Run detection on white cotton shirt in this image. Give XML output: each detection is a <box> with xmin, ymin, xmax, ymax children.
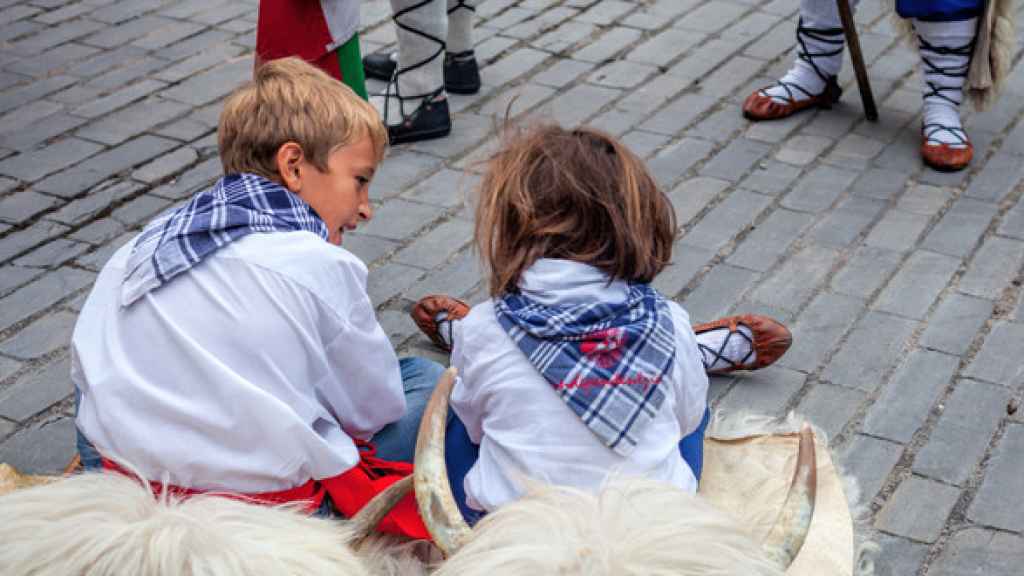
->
<box><xmin>450</xmin><ymin>259</ymin><xmax>709</xmax><ymax>512</ymax></box>
<box><xmin>72</xmin><ymin>231</ymin><xmax>404</xmax><ymax>493</ymax></box>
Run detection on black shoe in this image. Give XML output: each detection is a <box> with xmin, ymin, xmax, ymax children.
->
<box><xmin>363</xmin><ymin>50</ymin><xmax>481</xmax><ymax>95</ymax></box>
<box><xmin>386</xmin><ymin>91</ymin><xmax>452</xmax><ymax>145</ymax></box>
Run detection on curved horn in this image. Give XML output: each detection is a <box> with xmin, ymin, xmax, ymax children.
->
<box><xmin>761</xmin><ymin>423</ymin><xmax>817</xmax><ymax>570</ymax></box>
<box><xmin>413</xmin><ymin>367</ymin><xmax>472</xmax><ymax>557</ymax></box>
<box><xmin>350</xmin><ymin>475</ymin><xmax>414</xmax><ymax>542</ymax></box>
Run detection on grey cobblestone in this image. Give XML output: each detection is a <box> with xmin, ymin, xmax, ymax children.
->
<box><xmin>957</xmin><ymin>236</ymin><xmax>1024</xmax><ymax>300</ymax></box>
<box><xmin>823</xmin><ymin>311</ymin><xmax>919</xmax><ymax>391</ymax></box>
<box><xmin>69</xmin><ymin>218</ymin><xmax>128</xmax><ymax>246</ymax></box>
<box><xmin>0</xmin><ymin>416</ymin><xmax>76</xmax><ymax>474</ymax></box>
<box><xmin>781</xmin><ymin>164</ymin><xmax>858</xmax><ymax>213</ymax></box>
<box><xmin>839</xmin><ymin>434</ymin><xmax>904</xmax><ymax>501</ymax></box>
<box><xmin>13</xmin><ymin>237</ymin><xmax>91</xmax><ymax>269</ymax></box>
<box><xmin>0</xmin><ymin>355</ymin><xmax>21</xmax><ymax>383</ymax></box>
<box><xmin>681</xmin><ymin>189</ymin><xmax>772</xmax><ymax>251</ymax></box>
<box><xmin>862</xmin><ymin>349</ymin><xmax>959</xmax><ymax>443</ymax></box>
<box><xmin>778</xmin><ymin>292</ymin><xmax>863</xmax><ymax>372</ymax></box>
<box><xmin>393</xmin><ymin>218</ymin><xmax>473</xmax><ymax>270</ymax></box>
<box><xmin>666</xmin><ymin>176</ymin><xmax>729</xmax><ymax>226</ymax></box>
<box><xmin>795</xmin><ymin>382</ymin><xmax>864</xmax><ymax>440</ymax></box>
<box><xmin>717</xmin><ymin>365</ymin><xmax>804</xmax><ymax>416</ymax></box>
<box><xmin>874</xmin><ymin>250</ymin><xmax>960</xmax><ymax>319</ymax></box>
<box><xmin>913</xmin><ymin>378</ymin><xmax>1011</xmax><ymax>485</ymax></box>
<box><xmin>964</xmin><ymin>321</ymin><xmax>1024</xmax><ymax>387</ymax></box>
<box><xmin>808</xmin><ymin>195</ymin><xmax>885</xmax><ymax>247</ymax></box>
<box><xmin>37</xmin><ymin>135</ymin><xmax>179</xmax><ymax>198</ymax></box>
<box><xmin>0</xmin><ymin>189</ymin><xmax>59</xmax><ymax>224</ymax></box>
<box><xmin>653</xmin><ymin>243</ymin><xmax>714</xmax><ymax>299</ymax></box>
<box><xmin>863</xmin><ymin>209</ymin><xmax>931</xmax><ymax>253</ymax></box>
<box><xmin>968</xmin><ymin>423</ymin><xmax>1024</xmax><ymax>532</ymax></box>
<box><xmin>0</xmin><ymin>264</ymin><xmax>43</xmax><ymax>298</ymax></box>
<box><xmin>930</xmin><ymin>528</ymin><xmax>1024</xmax><ymax>576</ymax></box>
<box><xmin>0</xmin><ymin>219</ymin><xmax>69</xmax><ymax>263</ymax></box>
<box><xmin>739</xmin><ymin>160</ymin><xmax>801</xmax><ymax>196</ymax></box>
<box><xmin>774</xmin><ymin>134</ymin><xmax>832</xmax><ymax>166</ymax></box>
<box><xmin>0</xmin><ymin>267</ymin><xmax>93</xmax><ymax>333</ymax></box>
<box><xmin>922</xmin><ymin>197</ymin><xmax>999</xmax><ymax>258</ymax></box>
<box><xmin>75</xmin><ymin>97</ymin><xmax>190</xmax><ymax>146</ymax></box>
<box><xmin>699</xmin><ymin>137</ymin><xmax>771</xmax><ymax>182</ymax></box>
<box><xmin>0</xmin><ymin>309</ymin><xmax>75</xmax><ymax>359</ymax></box>
<box><xmin>748</xmin><ymin>244</ymin><xmax>841</xmax><ymax>314</ymax></box>
<box><xmin>0</xmin><ymin>355</ymin><xmax>71</xmax><ymax>421</ymax></box>
<box><xmin>920</xmin><ymin>294</ymin><xmax>993</xmax><ymax>358</ymax></box>
<box><xmin>875</xmin><ymin>475</ymin><xmax>959</xmax><ymax>543</ymax></box>
<box><xmin>681</xmin><ymin>264</ymin><xmax>759</xmax><ymax>320</ymax></box>
<box><xmin>647</xmin><ymin>139</ymin><xmax>715</xmax><ymax>188</ymax></box>
<box><xmin>727</xmin><ymin>208</ymin><xmax>814</xmax><ymax>272</ymax></box>
<box><xmin>0</xmin><ymin>136</ymin><xmax>102</xmax><ymax>182</ymax></box>
<box><xmin>405</xmin><ymin>249</ymin><xmax>484</xmax><ymax>303</ymax></box>
<box><xmin>871</xmin><ymin>535</ymin><xmax>929</xmax><ymax>576</ymax></box>
<box><xmin>849</xmin><ymin>167</ymin><xmax>910</xmax><ymax>201</ymax></box>
<box><xmin>965</xmin><ymin>150</ymin><xmax>1024</xmax><ymax>204</ymax></box>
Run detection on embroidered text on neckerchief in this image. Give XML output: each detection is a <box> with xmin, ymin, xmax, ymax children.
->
<box><xmin>121</xmin><ymin>173</ymin><xmax>327</xmax><ymax>306</ymax></box>
<box><xmin>494</xmin><ymin>284</ymin><xmax>677</xmax><ymax>456</ymax></box>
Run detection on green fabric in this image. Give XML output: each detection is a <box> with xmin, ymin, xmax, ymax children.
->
<box><xmin>337</xmin><ymin>33</ymin><xmax>368</xmax><ymax>100</ymax></box>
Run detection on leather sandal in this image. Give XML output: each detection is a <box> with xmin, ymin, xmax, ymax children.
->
<box><xmin>921</xmin><ymin>124</ymin><xmax>973</xmax><ymax>172</ymax></box>
<box><xmin>742</xmin><ymin>75</ymin><xmax>842</xmax><ymax>121</ymax></box>
<box><xmin>692</xmin><ymin>314</ymin><xmax>793</xmax><ymax>375</ymax></box>
<box><xmin>411</xmin><ymin>294</ymin><xmax>470</xmax><ymax>351</ymax></box>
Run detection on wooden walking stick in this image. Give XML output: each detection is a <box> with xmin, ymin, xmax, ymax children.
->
<box><xmin>836</xmin><ymin>0</ymin><xmax>879</xmax><ymax>121</ymax></box>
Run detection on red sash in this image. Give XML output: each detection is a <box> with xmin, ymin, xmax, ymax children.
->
<box><xmin>101</xmin><ymin>442</ymin><xmax>430</xmax><ymax>540</ymax></box>
<box><xmin>255</xmin><ymin>0</ymin><xmax>343</xmax><ymax>81</ymax></box>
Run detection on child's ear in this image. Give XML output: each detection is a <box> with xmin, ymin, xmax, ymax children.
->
<box><xmin>275</xmin><ymin>142</ymin><xmax>304</xmax><ymax>192</ymax></box>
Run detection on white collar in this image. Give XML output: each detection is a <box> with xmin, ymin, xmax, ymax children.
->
<box><xmin>517</xmin><ymin>259</ymin><xmax>629</xmax><ymax>306</ymax></box>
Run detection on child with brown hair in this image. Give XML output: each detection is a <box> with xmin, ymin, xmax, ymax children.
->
<box><xmin>413</xmin><ymin>124</ymin><xmax>793</xmax><ymax>522</ymax></box>
<box><xmin>72</xmin><ymin>58</ymin><xmax>436</xmax><ymax>539</ymax></box>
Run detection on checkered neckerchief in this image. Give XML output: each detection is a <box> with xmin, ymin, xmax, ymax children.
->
<box><xmin>121</xmin><ymin>173</ymin><xmax>328</xmax><ymax>306</ymax></box>
<box><xmin>494</xmin><ymin>283</ymin><xmax>677</xmax><ymax>456</ymax></box>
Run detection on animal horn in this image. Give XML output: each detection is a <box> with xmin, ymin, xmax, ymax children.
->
<box><xmin>413</xmin><ymin>367</ymin><xmax>472</xmax><ymax>557</ymax></box>
<box><xmin>760</xmin><ymin>423</ymin><xmax>817</xmax><ymax>570</ymax></box>
<box><xmin>350</xmin><ymin>475</ymin><xmax>414</xmax><ymax>542</ymax></box>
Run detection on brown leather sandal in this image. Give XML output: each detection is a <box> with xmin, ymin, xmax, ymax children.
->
<box><xmin>411</xmin><ymin>295</ymin><xmax>470</xmax><ymax>352</ymax></box>
<box><xmin>693</xmin><ymin>314</ymin><xmax>793</xmax><ymax>375</ymax></box>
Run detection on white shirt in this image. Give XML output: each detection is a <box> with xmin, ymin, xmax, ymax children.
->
<box><xmin>72</xmin><ymin>231</ymin><xmax>405</xmax><ymax>493</ymax></box>
<box><xmin>450</xmin><ymin>259</ymin><xmax>709</xmax><ymax>512</ymax></box>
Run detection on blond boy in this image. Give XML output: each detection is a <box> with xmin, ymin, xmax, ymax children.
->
<box><xmin>72</xmin><ymin>58</ymin><xmax>435</xmax><ymax>539</ymax></box>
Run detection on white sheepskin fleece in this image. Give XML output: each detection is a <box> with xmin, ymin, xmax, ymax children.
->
<box><xmin>0</xmin><ymin>471</ymin><xmax>370</xmax><ymax>576</ymax></box>
<box><xmin>433</xmin><ymin>477</ymin><xmax>785</xmax><ymax>576</ymax></box>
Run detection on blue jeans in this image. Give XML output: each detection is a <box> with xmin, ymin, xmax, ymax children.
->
<box><xmin>444</xmin><ymin>406</ymin><xmax>712</xmax><ymax>524</ymax></box>
<box><xmin>75</xmin><ymin>356</ymin><xmax>447</xmax><ymax>472</ymax></box>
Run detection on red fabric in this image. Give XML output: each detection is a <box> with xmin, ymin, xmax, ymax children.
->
<box><xmin>100</xmin><ymin>441</ymin><xmax>429</xmax><ymax>540</ymax></box>
<box><xmin>256</xmin><ymin>0</ymin><xmax>342</xmax><ymax>81</ymax></box>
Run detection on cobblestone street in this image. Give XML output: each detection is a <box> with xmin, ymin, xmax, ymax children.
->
<box><xmin>1</xmin><ymin>0</ymin><xmax>1023</xmax><ymax>572</ymax></box>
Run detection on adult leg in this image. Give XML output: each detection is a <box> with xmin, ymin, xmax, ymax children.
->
<box><xmin>742</xmin><ymin>0</ymin><xmax>858</xmax><ymax>120</ymax></box>
<box><xmin>372</xmin><ymin>356</ymin><xmax>447</xmax><ymax>463</ymax></box>
<box><xmin>371</xmin><ymin>0</ymin><xmax>451</xmax><ymax>144</ymax></box>
<box><xmin>444</xmin><ymin>0</ymin><xmax>481</xmax><ymax>94</ymax></box>
<box><xmin>445</xmin><ymin>414</ymin><xmax>485</xmax><ymax>524</ymax></box>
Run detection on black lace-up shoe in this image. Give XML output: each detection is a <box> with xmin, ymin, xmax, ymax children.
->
<box><xmin>363</xmin><ymin>50</ymin><xmax>481</xmax><ymax>95</ymax></box>
<box><xmin>387</xmin><ymin>90</ymin><xmax>452</xmax><ymax>145</ymax></box>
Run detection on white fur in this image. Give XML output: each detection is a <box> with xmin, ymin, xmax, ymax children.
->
<box><xmin>0</xmin><ymin>471</ymin><xmax>370</xmax><ymax>576</ymax></box>
<box><xmin>435</xmin><ymin>478</ymin><xmax>785</xmax><ymax>576</ymax></box>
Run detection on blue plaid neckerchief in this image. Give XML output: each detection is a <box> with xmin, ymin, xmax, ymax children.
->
<box><xmin>120</xmin><ymin>173</ymin><xmax>328</xmax><ymax>307</ymax></box>
<box><xmin>494</xmin><ymin>283</ymin><xmax>677</xmax><ymax>456</ymax></box>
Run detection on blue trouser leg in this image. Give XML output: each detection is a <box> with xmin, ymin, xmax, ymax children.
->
<box><xmin>678</xmin><ymin>407</ymin><xmax>711</xmax><ymax>483</ymax></box>
<box><xmin>372</xmin><ymin>356</ymin><xmax>447</xmax><ymax>463</ymax></box>
<box><xmin>74</xmin><ymin>387</ymin><xmax>103</xmax><ymax>471</ymax></box>
<box><xmin>444</xmin><ymin>414</ymin><xmax>484</xmax><ymax>525</ymax></box>
<box><xmin>896</xmin><ymin>0</ymin><xmax>984</xmax><ymax>21</ymax></box>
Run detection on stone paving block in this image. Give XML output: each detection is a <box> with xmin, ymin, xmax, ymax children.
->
<box><xmin>862</xmin><ymin>349</ymin><xmax>959</xmax><ymax>443</ymax></box>
<box><xmin>159</xmin><ymin>58</ymin><xmax>250</xmax><ymax>107</ymax></box>
<box><xmin>823</xmin><ymin>311</ymin><xmax>918</xmax><ymax>391</ymax></box>
<box><xmin>808</xmin><ymin>195</ymin><xmax>885</xmax><ymax>247</ymax></box>
<box><xmin>0</xmin><ymin>98</ymin><xmax>61</xmax><ymax>134</ymax></box>
<box><xmin>75</xmin><ymin>97</ymin><xmax>190</xmax><ymax>146</ymax></box>
<box><xmin>530</xmin><ymin>19</ymin><xmax>595</xmax><ymax>53</ymax></box>
<box><xmin>749</xmin><ymin>244</ymin><xmax>841</xmax><ymax>313</ymax></box>
<box><xmin>874</xmin><ymin>250</ymin><xmax>960</xmax><ymax>319</ymax></box>
<box><xmin>666</xmin><ymin>176</ymin><xmax>729</xmax><ymax>227</ymax></box>
<box><xmin>699</xmin><ymin>138</ymin><xmax>771</xmax><ymax>182</ymax></box>
<box><xmin>739</xmin><ymin>160</ymin><xmax>801</xmax><ymax>196</ymax></box>
<box><xmin>728</xmin><ymin>209</ymin><xmax>815</xmax><ymax>272</ymax></box>
<box><xmin>537</xmin><ymin>83</ymin><xmax>620</xmax><ymax>128</ymax></box>
<box><xmin>824</xmin><ymin>132</ymin><xmax>887</xmax><ymax>168</ymax></box>
<box><xmin>774</xmin><ymin>134</ymin><xmax>833</xmax><ymax>166</ymax></box>
<box><xmin>958</xmin><ymin>236</ymin><xmax>1024</xmax><ymax>300</ymax></box>
<box><xmin>37</xmin><ymin>135</ymin><xmax>179</xmax><ymax>198</ymax></box>
<box><xmin>358</xmin><ymin>199</ymin><xmax>445</xmax><ymax>241</ymax></box>
<box><xmin>675</xmin><ymin>0</ymin><xmax>748</xmax><ymax>33</ymax></box>
<box><xmin>648</xmin><ymin>139</ymin><xmax>715</xmax><ymax>189</ymax></box>
<box><xmin>896</xmin><ymin>183</ymin><xmax>952</xmax><ymax>216</ymax></box>
<box><xmin>689</xmin><ymin>104</ymin><xmax>747</xmax><ymax>144</ymax></box>
<box><xmin>405</xmin><ymin>249</ymin><xmax>484</xmax><ymax>303</ymax></box>
<box><xmin>8</xmin><ymin>17</ymin><xmax>104</xmax><ymax>53</ymax></box>
<box><xmin>588</xmin><ymin>60</ymin><xmax>659</xmax><ymax>89</ymax></box>
<box><xmin>531</xmin><ymin>58</ymin><xmax>594</xmax><ymax>89</ymax></box>
<box><xmin>698</xmin><ymin>56</ymin><xmax>765</xmax><ymax>101</ymax></box>
<box><xmin>81</xmin><ymin>15</ymin><xmax>174</xmax><ymax>49</ymax></box>
<box><xmin>45</xmin><ymin>180</ymin><xmax>140</xmax><ymax>226</ymax></box>
<box><xmin>400</xmin><ymin>168</ymin><xmax>479</xmax><ymax>209</ymax></box>
<box><xmin>964</xmin><ymin>321</ymin><xmax>1024</xmax><ymax>387</ymax></box>
<box><xmin>132</xmin><ymin>20</ymin><xmax>205</xmax><ymax>50</ymax></box>
<box><xmin>0</xmin><ymin>219</ymin><xmax>68</xmax><ymax>264</ymax></box>
<box><xmin>849</xmin><ymin>167</ymin><xmax>910</xmax><ymax>201</ymax></box>
<box><xmin>922</xmin><ymin>197</ymin><xmax>999</xmax><ymax>258</ymax></box>
<box><xmin>652</xmin><ymin>242</ymin><xmax>714</xmax><ymax>299</ymax></box>
<box><xmin>930</xmin><ymin>528</ymin><xmax>1024</xmax><ymax>576</ymax></box>
<box><xmin>479</xmin><ymin>83</ymin><xmax>556</xmax><ymax>118</ymax></box>
<box><xmin>618</xmin><ymin>130</ymin><xmax>669</xmax><ymax>160</ymax></box>
<box><xmin>154</xmin><ymin>41</ymin><xmax>245</xmax><ymax>83</ymax></box>
<box><xmin>5</xmin><ymin>42</ymin><xmax>102</xmax><ymax>78</ymax></box>
<box><xmin>191</xmin><ymin>2</ymin><xmax>250</xmax><ymax>25</ymax></box>
<box><xmin>110</xmin><ymin>194</ymin><xmax>172</xmax><ymax>225</ymax></box>
<box><xmin>862</xmin><ymin>209</ymin><xmax>930</xmax><ymax>253</ymax></box>
<box><xmin>965</xmin><ymin>151</ymin><xmax>1023</xmax><ymax>203</ymax></box>
<box><xmin>0</xmin><ymin>309</ymin><xmax>76</xmax><ymax>360</ymax></box>
<box><xmin>132</xmin><ymin>146</ymin><xmax>198</xmax><ymax>184</ymax></box>
<box><xmin>920</xmin><ymin>293</ymin><xmax>993</xmax><ymax>355</ymax></box>
<box><xmin>744</xmin><ymin>111</ymin><xmax>804</xmax><ymax>144</ymax></box>
<box><xmin>90</xmin><ymin>0</ymin><xmax>163</xmax><ymax>24</ymax></box>
<box><xmin>717</xmin><ymin>365</ymin><xmax>805</xmax><ymax>417</ymax></box>
<box><xmin>780</xmin><ymin>164</ymin><xmax>858</xmax><ymax>213</ymax></box>
<box><xmin>576</xmin><ymin>0</ymin><xmax>632</xmax><ymax>25</ymax></box>
<box><xmin>875</xmin><ymin>475</ymin><xmax>959</xmax><ymax>543</ymax></box>
<box><xmin>626</xmin><ymin>26</ymin><xmax>704</xmax><ymax>67</ymax></box>
<box><xmin>778</xmin><ymin>292</ymin><xmax>863</xmax><ymax>372</ymax></box>
<box><xmin>70</xmin><ymin>78</ymin><xmax>166</xmax><ymax>119</ymax></box>
<box><xmin>613</xmin><ymin>73</ymin><xmax>687</xmax><ymax>116</ymax></box>
<box><xmin>681</xmin><ymin>189</ymin><xmax>773</xmax><ymax>251</ymax></box>
<box><xmin>913</xmin><ymin>378</ymin><xmax>1011</xmax><ymax>485</ymax></box>
<box><xmin>393</xmin><ymin>218</ymin><xmax>473</xmax><ymax>270</ymax></box>
<box><xmin>0</xmin><ymin>267</ymin><xmax>93</xmax><ymax>333</ymax></box>
<box><xmin>796</xmin><ymin>382</ymin><xmax>864</xmax><ymax>440</ymax></box>
<box><xmin>999</xmin><ymin>196</ymin><xmax>1024</xmax><ymax>240</ymax></box>
<box><xmin>70</xmin><ymin>217</ymin><xmax>129</xmax><ymax>246</ymax></box>
<box><xmin>0</xmin><ymin>111</ymin><xmax>87</xmax><ymax>150</ymax></box>
<box><xmin>680</xmin><ymin>264</ymin><xmax>760</xmax><ymax>321</ymax></box>
<box><xmin>0</xmin><ymin>264</ymin><xmax>43</xmax><ymax>298</ymax></box>
<box><xmin>76</xmin><ymin>229</ymin><xmax>134</xmax><ymax>271</ymax></box>
<box><xmin>0</xmin><ymin>136</ymin><xmax>102</xmax><ymax>182</ymax></box>
<box><xmin>0</xmin><ymin>416</ymin><xmax>76</xmax><ymax>475</ymax></box>
<box><xmin>14</xmin><ymin>238</ymin><xmax>91</xmax><ymax>269</ymax></box>
<box><xmin>0</xmin><ymin>354</ymin><xmax>72</xmax><ymax>421</ymax></box>
<box><xmin>480</xmin><ymin>47</ymin><xmax>548</xmax><ymax>85</ymax></box>
<box><xmin>367</xmin><ymin>262</ymin><xmax>424</xmax><ymax>307</ymax></box>
<box><xmin>377</xmin><ymin>309</ymin><xmax>419</xmax><ymax>349</ymax></box>
<box><xmin>870</xmin><ymin>535</ymin><xmax>929</xmax><ymax>576</ymax></box>
<box><xmin>0</xmin><ymin>189</ymin><xmax>60</xmax><ymax>224</ymax></box>
<box><xmin>839</xmin><ymin>434</ymin><xmax>903</xmax><ymax>502</ymax></box>
<box><xmin>721</xmin><ymin>10</ymin><xmax>781</xmax><ymax>40</ymax></box>
<box><xmin>149</xmin><ymin>157</ymin><xmax>223</xmax><ymax>200</ymax></box>
<box><xmin>0</xmin><ymin>75</ymin><xmax>76</xmax><ymax>115</ymax></box>
<box><xmin>968</xmin><ymin>423</ymin><xmax>1024</xmax><ymax>532</ymax></box>
<box><xmin>639</xmin><ymin>93</ymin><xmax>718</xmax><ymax>136</ymax></box>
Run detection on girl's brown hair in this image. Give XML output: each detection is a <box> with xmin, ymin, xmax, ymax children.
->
<box><xmin>475</xmin><ymin>124</ymin><xmax>677</xmax><ymax>296</ymax></box>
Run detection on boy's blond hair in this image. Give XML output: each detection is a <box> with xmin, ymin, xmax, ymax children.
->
<box><xmin>218</xmin><ymin>57</ymin><xmax>387</xmax><ymax>181</ymax></box>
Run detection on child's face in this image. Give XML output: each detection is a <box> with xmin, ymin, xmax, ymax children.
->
<box><xmin>289</xmin><ymin>137</ymin><xmax>378</xmax><ymax>246</ymax></box>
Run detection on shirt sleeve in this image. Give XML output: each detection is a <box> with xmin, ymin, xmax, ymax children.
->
<box><xmin>316</xmin><ymin>282</ymin><xmax>405</xmax><ymax>442</ymax></box>
<box><xmin>449</xmin><ymin>319</ymin><xmax>484</xmax><ymax>444</ymax></box>
<box><xmin>668</xmin><ymin>302</ymin><xmax>710</xmax><ymax>438</ymax></box>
